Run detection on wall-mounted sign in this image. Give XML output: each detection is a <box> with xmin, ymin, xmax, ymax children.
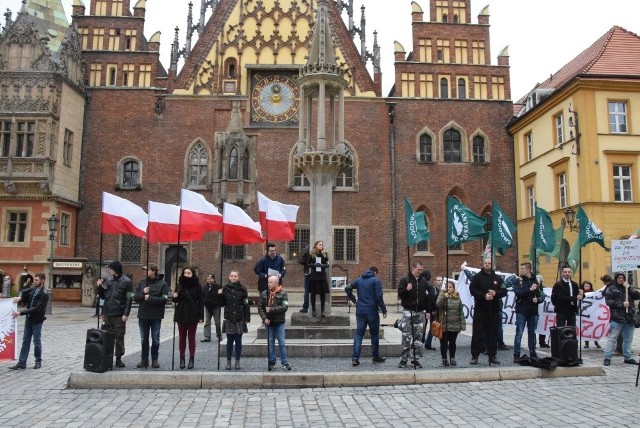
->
<box><xmin>53</xmin><ymin>261</ymin><xmax>83</xmax><ymax>269</ymax></box>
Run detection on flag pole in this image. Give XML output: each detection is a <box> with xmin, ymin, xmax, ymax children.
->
<box><xmin>97</xmin><ymin>224</ymin><xmax>105</xmax><ymax>330</ymax></box>
<box><xmin>218</xmin><ymin>205</ymin><xmax>226</xmax><ymax>371</ymax></box>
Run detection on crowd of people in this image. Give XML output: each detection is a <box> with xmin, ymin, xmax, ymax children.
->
<box><xmin>7</xmin><ymin>247</ymin><xmax>640</xmax><ymax>372</ymax></box>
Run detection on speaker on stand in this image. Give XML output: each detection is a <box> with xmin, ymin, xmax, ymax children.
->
<box><xmin>84</xmin><ymin>328</ymin><xmax>115</xmax><ymax>373</ymax></box>
<box><xmin>550</xmin><ymin>326</ymin><xmax>579</xmax><ymax>366</ymax></box>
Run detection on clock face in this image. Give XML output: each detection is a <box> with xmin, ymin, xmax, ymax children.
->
<box><xmin>251</xmin><ymin>74</ymin><xmax>300</xmax><ymax>124</ymax></box>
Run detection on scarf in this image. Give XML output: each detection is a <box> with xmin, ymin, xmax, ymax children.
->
<box><xmin>268</xmin><ymin>285</ymin><xmax>282</xmax><ymax>306</ymax></box>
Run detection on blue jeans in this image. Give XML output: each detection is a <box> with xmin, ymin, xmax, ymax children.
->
<box><xmin>604</xmin><ymin>321</ymin><xmax>635</xmax><ymax>360</ymax></box>
<box><xmin>352</xmin><ymin>311</ymin><xmax>381</xmax><ymax>360</ymax></box>
<box><xmin>514</xmin><ymin>312</ymin><xmax>538</xmax><ymax>357</ymax></box>
<box><xmin>138</xmin><ymin>318</ymin><xmax>161</xmax><ymax>361</ymax></box>
<box><xmin>302</xmin><ymin>275</ymin><xmax>310</xmax><ymax>310</ymax></box>
<box><xmin>18</xmin><ymin>320</ymin><xmax>43</xmax><ymax>365</ymax></box>
<box><xmin>266</xmin><ymin>323</ymin><xmax>289</xmax><ymax>365</ymax></box>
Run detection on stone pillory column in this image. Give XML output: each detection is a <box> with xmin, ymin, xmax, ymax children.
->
<box><xmin>293</xmin><ymin>0</ymin><xmax>349</xmax><ymax>315</ymax></box>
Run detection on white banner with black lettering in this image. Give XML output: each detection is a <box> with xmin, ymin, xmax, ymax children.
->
<box><xmin>0</xmin><ymin>298</ymin><xmax>18</xmax><ymax>360</ymax></box>
<box><xmin>456</xmin><ymin>269</ymin><xmax>610</xmax><ymax>340</ymax></box>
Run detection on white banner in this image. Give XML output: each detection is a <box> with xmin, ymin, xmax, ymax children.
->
<box><xmin>0</xmin><ymin>298</ymin><xmax>18</xmax><ymax>360</ymax></box>
<box><xmin>456</xmin><ymin>269</ymin><xmax>610</xmax><ymax>340</ymax></box>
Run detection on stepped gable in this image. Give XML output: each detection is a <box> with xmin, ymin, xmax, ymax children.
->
<box><xmin>520</xmin><ymin>26</ymin><xmax>640</xmax><ymax>103</ymax></box>
<box><xmin>171</xmin><ymin>0</ymin><xmax>375</xmax><ymax>95</ymax></box>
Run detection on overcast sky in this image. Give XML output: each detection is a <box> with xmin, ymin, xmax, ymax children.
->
<box><xmin>6</xmin><ymin>0</ymin><xmax>640</xmax><ymax>99</ymax></box>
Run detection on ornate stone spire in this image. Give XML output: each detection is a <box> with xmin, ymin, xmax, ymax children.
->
<box><xmin>302</xmin><ymin>0</ymin><xmax>342</xmax><ymax>77</ymax></box>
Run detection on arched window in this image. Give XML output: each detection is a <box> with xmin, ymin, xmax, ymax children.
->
<box><xmin>229</xmin><ymin>147</ymin><xmax>238</xmax><ymax>179</ymax></box>
<box><xmin>122</xmin><ymin>160</ymin><xmax>139</xmax><ymax>188</ymax></box>
<box><xmin>473</xmin><ymin>135</ymin><xmax>486</xmax><ymax>163</ymax></box>
<box><xmin>419</xmin><ymin>134</ymin><xmax>433</xmax><ymax>162</ymax></box>
<box><xmin>188</xmin><ymin>142</ymin><xmax>208</xmax><ymax>186</ymax></box>
<box><xmin>440</xmin><ymin>78</ymin><xmax>449</xmax><ymax>99</ymax></box>
<box><xmin>442</xmin><ymin>13</ymin><xmax>448</xmax><ymax>23</ymax></box>
<box><xmin>453</xmin><ymin>14</ymin><xmax>459</xmax><ymax>23</ymax></box>
<box><xmin>335</xmin><ymin>147</ymin><xmax>355</xmax><ymax>188</ymax></box>
<box><xmin>294</xmin><ymin>169</ymin><xmax>310</xmax><ymax>187</ymax></box>
<box><xmin>458</xmin><ymin>78</ymin><xmax>466</xmax><ymax>99</ymax></box>
<box><xmin>242</xmin><ymin>148</ymin><xmax>250</xmax><ymax>180</ymax></box>
<box><xmin>443</xmin><ymin>129</ymin><xmax>462</xmax><ymax>162</ymax></box>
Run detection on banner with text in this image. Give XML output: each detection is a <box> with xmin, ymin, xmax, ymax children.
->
<box><xmin>457</xmin><ymin>269</ymin><xmax>610</xmax><ymax>340</ymax></box>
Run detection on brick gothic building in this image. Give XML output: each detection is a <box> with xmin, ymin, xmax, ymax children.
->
<box><xmin>72</xmin><ymin>0</ymin><xmax>516</xmax><ymax>292</ymax></box>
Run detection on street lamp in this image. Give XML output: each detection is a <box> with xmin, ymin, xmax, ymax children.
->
<box><xmin>46</xmin><ymin>214</ymin><xmax>59</xmax><ymax>314</ymax></box>
<box><xmin>564</xmin><ymin>207</ymin><xmax>578</xmax><ymax>232</ymax></box>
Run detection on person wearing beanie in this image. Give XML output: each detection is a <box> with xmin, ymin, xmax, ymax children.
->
<box><xmin>603</xmin><ymin>272</ymin><xmax>640</xmax><ymax>366</ymax></box>
<box><xmin>97</xmin><ymin>260</ymin><xmax>132</xmax><ymax>368</ymax></box>
<box><xmin>133</xmin><ymin>264</ymin><xmax>170</xmax><ymax>369</ymax></box>
<box><xmin>172</xmin><ymin>267</ymin><xmax>204</xmax><ymax>369</ymax></box>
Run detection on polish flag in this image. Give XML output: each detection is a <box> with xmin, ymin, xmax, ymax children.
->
<box><xmin>180</xmin><ymin>189</ymin><xmax>222</xmax><ymax>235</ymax></box>
<box><xmin>222</xmin><ymin>203</ymin><xmax>264</xmax><ymax>245</ymax></box>
<box><xmin>148</xmin><ymin>201</ymin><xmax>202</xmax><ymax>244</ymax></box>
<box><xmin>101</xmin><ymin>192</ymin><xmax>148</xmax><ymax>238</ymax></box>
<box><xmin>257</xmin><ymin>192</ymin><xmax>298</xmax><ymax>242</ymax></box>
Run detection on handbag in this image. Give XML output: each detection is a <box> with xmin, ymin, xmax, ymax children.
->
<box><xmin>431</xmin><ymin>318</ymin><xmax>444</xmax><ymax>340</ymax></box>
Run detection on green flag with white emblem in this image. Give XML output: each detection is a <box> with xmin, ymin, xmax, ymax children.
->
<box><xmin>533</xmin><ymin>204</ymin><xmax>556</xmax><ymax>253</ymax></box>
<box><xmin>404</xmin><ymin>197</ymin><xmax>430</xmax><ymax>246</ymax></box>
<box><xmin>491</xmin><ymin>200</ymin><xmax>517</xmax><ymax>250</ymax></box>
<box><xmin>576</xmin><ymin>205</ymin><xmax>606</xmax><ymax>249</ymax></box>
<box><xmin>447</xmin><ymin>196</ymin><xmax>489</xmax><ymax>246</ymax></box>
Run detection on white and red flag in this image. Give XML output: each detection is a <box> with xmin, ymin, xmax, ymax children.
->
<box><xmin>257</xmin><ymin>192</ymin><xmax>298</xmax><ymax>242</ymax></box>
<box><xmin>101</xmin><ymin>192</ymin><xmax>148</xmax><ymax>238</ymax></box>
<box><xmin>148</xmin><ymin>201</ymin><xmax>203</xmax><ymax>243</ymax></box>
<box><xmin>222</xmin><ymin>202</ymin><xmax>264</xmax><ymax>245</ymax></box>
<box><xmin>180</xmin><ymin>189</ymin><xmax>222</xmax><ymax>236</ymax></box>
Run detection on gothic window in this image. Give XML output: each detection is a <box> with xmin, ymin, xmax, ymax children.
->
<box><xmin>457</xmin><ymin>78</ymin><xmax>467</xmax><ymax>99</ymax></box>
<box><xmin>188</xmin><ymin>142</ymin><xmax>209</xmax><ymax>187</ymax></box>
<box><xmin>225</xmin><ymin>58</ymin><xmax>238</xmax><ymax>78</ymax></box>
<box><xmin>60</xmin><ymin>213</ymin><xmax>70</xmax><ymax>246</ymax></box>
<box><xmin>335</xmin><ymin>147</ymin><xmax>355</xmax><ymax>189</ymax></box>
<box><xmin>440</xmin><ymin>78</ymin><xmax>449</xmax><ymax>99</ymax></box>
<box><xmin>418</xmin><ymin>134</ymin><xmax>433</xmax><ymax>162</ymax></box>
<box><xmin>443</xmin><ymin>129</ymin><xmax>462</xmax><ymax>162</ymax></box>
<box><xmin>294</xmin><ymin>170</ymin><xmax>310</xmax><ymax>188</ymax></box>
<box><xmin>0</xmin><ymin>121</ymin><xmax>10</xmax><ymax>157</ymax></box>
<box><xmin>229</xmin><ymin>147</ymin><xmax>238</xmax><ymax>179</ymax></box>
<box><xmin>15</xmin><ymin>121</ymin><xmax>35</xmax><ymax>157</ymax></box>
<box><xmin>5</xmin><ymin>211</ymin><xmax>28</xmax><ymax>243</ymax></box>
<box><xmin>473</xmin><ymin>135</ymin><xmax>485</xmax><ymax>163</ymax></box>
<box><xmin>117</xmin><ymin>157</ymin><xmax>142</xmax><ymax>190</ymax></box>
<box><xmin>63</xmin><ymin>129</ymin><xmax>73</xmax><ymax>166</ymax></box>
<box><xmin>242</xmin><ymin>148</ymin><xmax>250</xmax><ymax>180</ymax></box>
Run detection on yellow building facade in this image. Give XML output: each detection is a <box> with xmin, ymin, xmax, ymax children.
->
<box><xmin>509</xmin><ymin>27</ymin><xmax>640</xmax><ymax>287</ymax></box>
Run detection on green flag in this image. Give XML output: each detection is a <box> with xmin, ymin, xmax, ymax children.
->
<box><xmin>533</xmin><ymin>204</ymin><xmax>556</xmax><ymax>253</ymax></box>
<box><xmin>491</xmin><ymin>200</ymin><xmax>517</xmax><ymax>250</ymax></box>
<box><xmin>447</xmin><ymin>196</ymin><xmax>489</xmax><ymax>246</ymax></box>
<box><xmin>404</xmin><ymin>197</ymin><xmax>430</xmax><ymax>246</ymax></box>
<box><xmin>567</xmin><ymin>235</ymin><xmax>581</xmax><ymax>273</ymax></box>
<box><xmin>529</xmin><ymin>223</ymin><xmax>564</xmax><ymax>272</ymax></box>
<box><xmin>576</xmin><ymin>205</ymin><xmax>606</xmax><ymax>249</ymax></box>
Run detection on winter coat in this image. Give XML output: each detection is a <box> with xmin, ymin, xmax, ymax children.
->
<box><xmin>398</xmin><ymin>273</ymin><xmax>435</xmax><ymax>312</ymax></box>
<box><xmin>172</xmin><ymin>276</ymin><xmax>204</xmax><ymax>324</ymax></box>
<box><xmin>220</xmin><ymin>281</ymin><xmax>251</xmax><ymax>323</ymax></box>
<box><xmin>102</xmin><ymin>274</ymin><xmax>133</xmax><ymax>317</ymax></box>
<box><xmin>345</xmin><ymin>270</ymin><xmax>387</xmax><ymax>315</ymax></box>
<box><xmin>258</xmin><ymin>288</ymin><xmax>289</xmax><ymax>325</ymax></box>
<box><xmin>604</xmin><ymin>282</ymin><xmax>640</xmax><ymax>324</ymax></box>
<box><xmin>514</xmin><ymin>275</ymin><xmax>545</xmax><ymax>317</ymax></box>
<box><xmin>254</xmin><ymin>254</ymin><xmax>287</xmax><ymax>293</ymax></box>
<box><xmin>202</xmin><ymin>281</ymin><xmax>222</xmax><ymax>312</ymax></box>
<box><xmin>469</xmin><ymin>269</ymin><xmax>507</xmax><ymax>312</ymax></box>
<box><xmin>306</xmin><ymin>251</ymin><xmax>330</xmax><ymax>294</ymax></box>
<box><xmin>18</xmin><ymin>286</ymin><xmax>48</xmax><ymax>324</ymax></box>
<box><xmin>134</xmin><ymin>275</ymin><xmax>170</xmax><ymax>320</ymax></box>
<box><xmin>436</xmin><ymin>291</ymin><xmax>466</xmax><ymax>332</ymax></box>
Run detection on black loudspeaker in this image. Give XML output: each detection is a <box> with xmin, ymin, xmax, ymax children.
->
<box><xmin>550</xmin><ymin>326</ymin><xmax>579</xmax><ymax>365</ymax></box>
<box><xmin>84</xmin><ymin>329</ymin><xmax>115</xmax><ymax>373</ymax></box>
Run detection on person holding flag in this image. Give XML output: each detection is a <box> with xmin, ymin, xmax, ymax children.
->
<box><xmin>98</xmin><ymin>261</ymin><xmax>133</xmax><ymax>368</ymax></box>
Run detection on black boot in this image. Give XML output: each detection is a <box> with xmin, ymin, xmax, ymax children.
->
<box><xmin>188</xmin><ymin>357</ymin><xmax>194</xmax><ymax>370</ymax></box>
<box><xmin>179</xmin><ymin>357</ymin><xmax>186</xmax><ymax>369</ymax></box>
<box><xmin>115</xmin><ymin>357</ymin><xmax>125</xmax><ymax>368</ymax></box>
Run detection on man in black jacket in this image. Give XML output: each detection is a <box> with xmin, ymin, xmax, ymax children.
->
<box><xmin>397</xmin><ymin>261</ymin><xmax>435</xmax><ymax>368</ymax></box>
<box><xmin>133</xmin><ymin>264</ymin><xmax>169</xmax><ymax>369</ymax></box>
<box><xmin>97</xmin><ymin>261</ymin><xmax>132</xmax><ymax>368</ymax></box>
<box><xmin>469</xmin><ymin>258</ymin><xmax>507</xmax><ymax>365</ymax></box>
<box><xmin>10</xmin><ymin>272</ymin><xmax>48</xmax><ymax>370</ymax></box>
<box><xmin>513</xmin><ymin>263</ymin><xmax>544</xmax><ymax>362</ymax></box>
<box><xmin>258</xmin><ymin>275</ymin><xmax>291</xmax><ymax>371</ymax></box>
<box><xmin>202</xmin><ymin>273</ymin><xmax>222</xmax><ymax>342</ymax></box>
<box><xmin>603</xmin><ymin>272</ymin><xmax>640</xmax><ymax>366</ymax></box>
<box><xmin>551</xmin><ymin>265</ymin><xmax>583</xmax><ymax>327</ymax></box>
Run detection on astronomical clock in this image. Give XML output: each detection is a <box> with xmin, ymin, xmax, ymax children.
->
<box><xmin>250</xmin><ymin>71</ymin><xmax>300</xmax><ymax>126</ymax></box>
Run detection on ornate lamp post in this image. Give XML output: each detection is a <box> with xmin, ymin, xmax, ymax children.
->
<box><xmin>564</xmin><ymin>207</ymin><xmax>578</xmax><ymax>232</ymax></box>
<box><xmin>46</xmin><ymin>214</ymin><xmax>59</xmax><ymax>314</ymax></box>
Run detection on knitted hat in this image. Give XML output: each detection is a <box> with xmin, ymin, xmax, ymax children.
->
<box><xmin>108</xmin><ymin>261</ymin><xmax>123</xmax><ymax>276</ymax></box>
<box><xmin>615</xmin><ymin>272</ymin><xmax>626</xmax><ymax>281</ymax></box>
